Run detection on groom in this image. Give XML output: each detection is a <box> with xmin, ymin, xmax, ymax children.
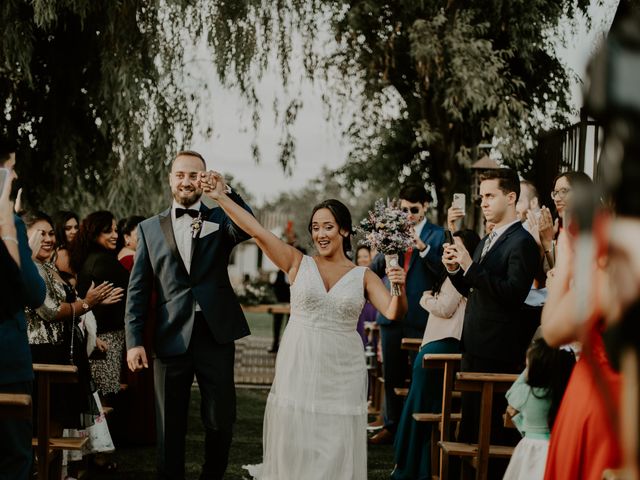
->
<box><xmin>125</xmin><ymin>150</ymin><xmax>252</xmax><ymax>480</ymax></box>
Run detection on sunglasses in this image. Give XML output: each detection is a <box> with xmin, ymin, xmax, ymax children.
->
<box><xmin>402</xmin><ymin>207</ymin><xmax>421</xmax><ymax>214</ymax></box>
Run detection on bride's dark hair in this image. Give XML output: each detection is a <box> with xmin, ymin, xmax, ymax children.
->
<box><xmin>308</xmin><ymin>199</ymin><xmax>353</xmax><ymax>255</ymax></box>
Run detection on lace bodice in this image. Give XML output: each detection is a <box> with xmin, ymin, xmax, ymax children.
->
<box><xmin>289</xmin><ymin>255</ymin><xmax>366</xmax><ymax>332</ymax></box>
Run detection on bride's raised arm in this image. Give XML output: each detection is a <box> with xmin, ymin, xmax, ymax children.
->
<box><xmin>364</xmin><ymin>268</ymin><xmax>408</xmax><ymax>320</ymax></box>
<box><xmin>201</xmin><ymin>171</ymin><xmax>303</xmax><ymax>277</ymax></box>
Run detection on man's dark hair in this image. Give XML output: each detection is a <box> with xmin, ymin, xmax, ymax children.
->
<box><xmin>0</xmin><ymin>134</ymin><xmax>16</xmax><ymax>166</ymax></box>
<box><xmin>479</xmin><ymin>168</ymin><xmax>521</xmax><ymax>201</ymax></box>
<box><xmin>174</xmin><ymin>150</ymin><xmax>206</xmax><ymax>169</ymax></box>
<box><xmin>398</xmin><ymin>184</ymin><xmax>432</xmax><ymax>204</ymax></box>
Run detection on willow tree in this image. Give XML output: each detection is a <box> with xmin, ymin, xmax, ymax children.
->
<box><xmin>1</xmin><ymin>0</ymin><xmax>594</xmax><ymax>219</ymax></box>
<box><xmin>0</xmin><ymin>1</ymin><xmax>201</xmax><ymax>216</ymax></box>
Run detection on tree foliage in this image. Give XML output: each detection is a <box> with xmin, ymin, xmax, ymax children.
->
<box><xmin>1</xmin><ymin>0</ymin><xmax>593</xmax><ymax>221</ymax></box>
<box><xmin>1</xmin><ymin>1</ymin><xmax>200</xmax><ymax>216</ymax></box>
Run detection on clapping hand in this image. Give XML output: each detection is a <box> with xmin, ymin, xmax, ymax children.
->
<box><xmin>28</xmin><ymin>229</ymin><xmax>43</xmax><ymax>259</ymax></box>
<box><xmin>84</xmin><ymin>281</ymin><xmax>124</xmax><ymax>307</ymax></box>
<box><xmin>537</xmin><ymin>206</ymin><xmax>557</xmax><ymax>249</ymax></box>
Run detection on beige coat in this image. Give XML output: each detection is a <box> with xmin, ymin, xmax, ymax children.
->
<box><xmin>420</xmin><ymin>278</ymin><xmax>466</xmax><ymax>346</ymax></box>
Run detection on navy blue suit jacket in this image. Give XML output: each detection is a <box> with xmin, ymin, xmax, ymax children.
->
<box><xmin>125</xmin><ymin>192</ymin><xmax>253</xmax><ymax>357</ymax></box>
<box><xmin>449</xmin><ymin>222</ymin><xmax>539</xmax><ymax>363</ymax></box>
<box><xmin>370</xmin><ymin>221</ymin><xmax>445</xmax><ymax>330</ymax></box>
<box><xmin>0</xmin><ymin>215</ymin><xmax>46</xmax><ymax>385</ymax></box>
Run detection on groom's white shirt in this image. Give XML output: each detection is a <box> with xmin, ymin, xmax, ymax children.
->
<box><xmin>171</xmin><ymin>199</ymin><xmax>202</xmax><ymax>311</ymax></box>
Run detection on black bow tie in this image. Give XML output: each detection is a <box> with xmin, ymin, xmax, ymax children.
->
<box><xmin>175</xmin><ymin>208</ymin><xmax>199</xmax><ymax>218</ymax></box>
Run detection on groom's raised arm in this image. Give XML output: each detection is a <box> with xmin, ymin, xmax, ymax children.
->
<box><xmin>125</xmin><ymin>224</ymin><xmax>154</xmax><ymax>350</ymax></box>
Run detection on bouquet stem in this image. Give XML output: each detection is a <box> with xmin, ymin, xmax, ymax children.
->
<box><xmin>384</xmin><ymin>254</ymin><xmax>402</xmax><ymax>296</ymax></box>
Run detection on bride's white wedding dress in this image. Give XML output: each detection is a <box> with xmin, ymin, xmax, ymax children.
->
<box><xmin>245</xmin><ymin>255</ymin><xmax>368</xmax><ymax>480</ymax></box>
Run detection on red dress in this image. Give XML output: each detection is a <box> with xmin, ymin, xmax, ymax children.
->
<box><xmin>544</xmin><ymin>324</ymin><xmax>622</xmax><ymax>480</ymax></box>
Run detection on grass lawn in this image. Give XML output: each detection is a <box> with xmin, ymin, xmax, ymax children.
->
<box><xmin>93</xmin><ymin>387</ymin><xmax>395</xmax><ymax>479</ymax></box>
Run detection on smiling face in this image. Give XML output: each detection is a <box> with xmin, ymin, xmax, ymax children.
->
<box><xmin>169</xmin><ymin>154</ymin><xmax>205</xmax><ymax>207</ymax></box>
<box><xmin>95</xmin><ymin>219</ymin><xmax>118</xmax><ymax>251</ymax></box>
<box><xmin>552</xmin><ymin>175</ymin><xmax>571</xmax><ymax>217</ymax></box>
<box><xmin>64</xmin><ymin>217</ymin><xmax>79</xmax><ymax>243</ymax></box>
<box><xmin>27</xmin><ymin>220</ymin><xmax>56</xmax><ymax>262</ymax></box>
<box><xmin>356</xmin><ymin>247</ymin><xmax>371</xmax><ymax>266</ymax></box>
<box><xmin>310</xmin><ymin>208</ymin><xmax>346</xmax><ymax>257</ymax></box>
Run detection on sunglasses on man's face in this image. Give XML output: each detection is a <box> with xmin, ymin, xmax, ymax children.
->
<box><xmin>402</xmin><ymin>206</ymin><xmax>421</xmax><ymax>214</ymax></box>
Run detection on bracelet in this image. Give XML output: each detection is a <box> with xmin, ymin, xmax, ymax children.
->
<box><xmin>1</xmin><ymin>235</ymin><xmax>18</xmax><ymax>244</ymax></box>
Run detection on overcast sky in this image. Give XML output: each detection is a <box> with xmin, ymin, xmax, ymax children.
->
<box><xmin>190</xmin><ymin>0</ymin><xmax>618</xmax><ymax>206</ymax></box>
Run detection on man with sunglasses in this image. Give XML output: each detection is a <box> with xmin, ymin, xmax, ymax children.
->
<box><xmin>368</xmin><ymin>184</ymin><xmax>445</xmax><ymax>445</ymax></box>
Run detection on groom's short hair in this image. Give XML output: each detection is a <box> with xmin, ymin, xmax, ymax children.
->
<box><xmin>173</xmin><ymin>150</ymin><xmax>206</xmax><ymax>169</ymax></box>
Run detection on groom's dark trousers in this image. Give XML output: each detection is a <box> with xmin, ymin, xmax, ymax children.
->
<box><xmin>154</xmin><ymin>313</ymin><xmax>235</xmax><ymax>480</ymax></box>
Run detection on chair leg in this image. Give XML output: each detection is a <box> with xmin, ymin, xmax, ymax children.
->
<box><xmin>430</xmin><ymin>425</ymin><xmax>439</xmax><ymax>478</ymax></box>
<box><xmin>439</xmin><ymin>448</ymin><xmax>449</xmax><ymax>480</ymax></box>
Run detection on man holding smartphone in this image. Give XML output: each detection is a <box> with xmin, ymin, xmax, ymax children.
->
<box><xmin>0</xmin><ymin>135</ymin><xmax>46</xmax><ymax>480</ymax></box>
<box><xmin>368</xmin><ymin>184</ymin><xmax>445</xmax><ymax>445</ymax></box>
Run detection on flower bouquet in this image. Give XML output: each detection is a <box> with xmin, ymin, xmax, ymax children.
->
<box><xmin>358</xmin><ymin>199</ymin><xmax>414</xmax><ymax>296</ymax></box>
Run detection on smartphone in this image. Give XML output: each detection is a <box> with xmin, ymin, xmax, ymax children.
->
<box><xmin>444</xmin><ymin>229</ymin><xmax>454</xmax><ymax>245</ymax></box>
<box><xmin>452</xmin><ymin>193</ymin><xmax>466</xmax><ymax>214</ymax></box>
<box><xmin>0</xmin><ymin>168</ymin><xmax>11</xmax><ymax>198</ymax></box>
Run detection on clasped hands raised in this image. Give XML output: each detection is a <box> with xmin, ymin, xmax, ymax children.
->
<box><xmin>197</xmin><ymin>171</ymin><xmax>227</xmax><ymax>199</ymax></box>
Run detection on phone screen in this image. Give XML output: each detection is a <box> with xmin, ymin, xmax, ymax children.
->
<box><xmin>0</xmin><ymin>168</ymin><xmax>10</xmax><ymax>198</ymax></box>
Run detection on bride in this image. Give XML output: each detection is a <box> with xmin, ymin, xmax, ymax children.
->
<box><xmin>201</xmin><ymin>171</ymin><xmax>407</xmax><ymax>479</ymax></box>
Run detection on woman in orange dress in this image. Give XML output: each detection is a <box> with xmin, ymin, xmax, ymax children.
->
<box><xmin>541</xmin><ymin>229</ymin><xmax>622</xmax><ymax>480</ymax></box>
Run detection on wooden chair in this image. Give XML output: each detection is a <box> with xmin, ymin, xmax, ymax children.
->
<box><xmin>400</xmin><ymin>337</ymin><xmax>422</xmax><ymax>352</ymax></box>
<box><xmin>0</xmin><ymin>393</ymin><xmax>31</xmax><ymax>420</ymax></box>
<box><xmin>411</xmin><ymin>353</ymin><xmax>462</xmax><ymax>480</ymax></box>
<box><xmin>438</xmin><ymin>372</ymin><xmax>518</xmax><ymax>480</ymax></box>
<box><xmin>32</xmin><ymin>363</ymin><xmax>88</xmax><ymax>480</ymax></box>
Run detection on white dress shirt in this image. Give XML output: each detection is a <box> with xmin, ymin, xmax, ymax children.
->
<box><xmin>171</xmin><ymin>200</ymin><xmax>202</xmax><ymax>311</ymax></box>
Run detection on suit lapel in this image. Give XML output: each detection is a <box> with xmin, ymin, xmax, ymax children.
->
<box><xmin>159</xmin><ymin>209</ymin><xmax>190</xmax><ymax>277</ymax></box>
<box><xmin>479</xmin><ymin>222</ymin><xmax>521</xmax><ymax>263</ymax></box>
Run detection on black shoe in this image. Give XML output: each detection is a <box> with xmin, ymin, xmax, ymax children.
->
<box><xmin>267</xmin><ymin>345</ymin><xmax>279</xmax><ymax>354</ymax></box>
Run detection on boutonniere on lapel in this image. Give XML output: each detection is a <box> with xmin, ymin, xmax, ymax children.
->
<box><xmin>190</xmin><ymin>212</ymin><xmax>203</xmax><ymax>239</ymax></box>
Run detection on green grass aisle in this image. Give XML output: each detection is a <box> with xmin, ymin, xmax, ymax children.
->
<box><xmin>93</xmin><ymin>386</ymin><xmax>395</xmax><ymax>479</ymax></box>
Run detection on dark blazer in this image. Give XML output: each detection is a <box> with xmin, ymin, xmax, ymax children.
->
<box><xmin>371</xmin><ymin>221</ymin><xmax>445</xmax><ymax>329</ymax></box>
<box><xmin>77</xmin><ymin>248</ymin><xmax>130</xmax><ymax>334</ymax></box>
<box><xmin>449</xmin><ymin>222</ymin><xmax>539</xmax><ymax>364</ymax></box>
<box><xmin>125</xmin><ymin>193</ymin><xmax>252</xmax><ymax>357</ymax></box>
<box><xmin>0</xmin><ymin>216</ymin><xmax>46</xmax><ymax>385</ymax></box>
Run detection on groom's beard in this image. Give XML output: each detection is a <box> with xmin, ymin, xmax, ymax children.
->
<box><xmin>172</xmin><ymin>188</ymin><xmax>202</xmax><ymax>207</ymax></box>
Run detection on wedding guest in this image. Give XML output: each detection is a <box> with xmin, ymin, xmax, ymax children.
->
<box><xmin>117</xmin><ymin>215</ymin><xmax>157</xmax><ymax>445</ymax></box>
<box><xmin>0</xmin><ymin>137</ymin><xmax>46</xmax><ymax>480</ymax></box>
<box><xmin>52</xmin><ymin>210</ymin><xmax>80</xmax><ymax>284</ymax></box>
<box><xmin>537</xmin><ymin>171</ymin><xmax>593</xmax><ymax>270</ymax></box>
<box><xmin>392</xmin><ymin>229</ymin><xmax>480</xmax><ymax>480</ymax></box>
<box><xmin>23</xmin><ymin>211</ymin><xmax>120</xmax><ymax>434</ymax></box>
<box><xmin>356</xmin><ymin>244</ymin><xmax>376</xmax><ymax>345</ymax></box>
<box><xmin>70</xmin><ymin>211</ymin><xmax>130</xmax><ymax>401</ymax></box>
<box><xmin>541</xmin><ymin>231</ymin><xmax>622</xmax><ymax>480</ymax></box>
<box><xmin>444</xmin><ymin>168</ymin><xmax>540</xmax><ymax>479</ymax></box>
<box><xmin>117</xmin><ymin>215</ymin><xmax>145</xmax><ymax>267</ymax></box>
<box><xmin>369</xmin><ymin>184</ymin><xmax>445</xmax><ymax>445</ymax></box>
<box><xmin>503</xmin><ymin>338</ymin><xmax>575</xmax><ymax>480</ymax></box>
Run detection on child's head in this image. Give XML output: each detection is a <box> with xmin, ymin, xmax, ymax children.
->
<box><xmin>526</xmin><ymin>338</ymin><xmax>576</xmax><ymax>428</ymax></box>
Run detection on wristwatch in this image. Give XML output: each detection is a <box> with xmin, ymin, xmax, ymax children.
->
<box><xmin>80</xmin><ymin>299</ymin><xmax>90</xmax><ymax>312</ymax></box>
